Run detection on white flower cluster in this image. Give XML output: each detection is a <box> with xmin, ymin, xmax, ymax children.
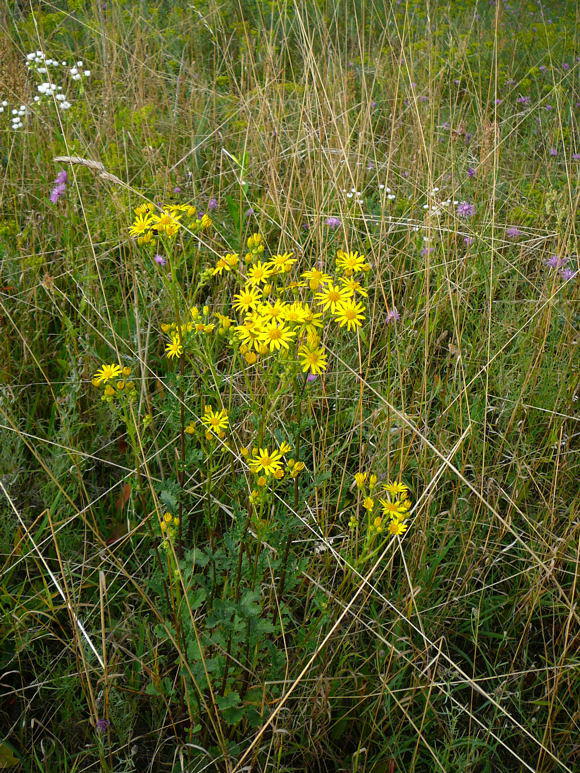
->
<box><xmin>378</xmin><ymin>183</ymin><xmax>396</xmax><ymax>200</ymax></box>
<box><xmin>422</xmin><ymin>188</ymin><xmax>458</xmax><ymax>217</ymax></box>
<box><xmin>2</xmin><ymin>50</ymin><xmax>91</xmax><ymax>130</ymax></box>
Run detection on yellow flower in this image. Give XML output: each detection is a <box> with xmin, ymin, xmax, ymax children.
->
<box><xmin>134</xmin><ymin>202</ymin><xmax>154</xmax><ymax>216</ymax></box>
<box><xmin>92</xmin><ymin>363</ymin><xmax>122</xmax><ymax>385</ymax></box>
<box><xmin>290</xmin><ymin>461</ymin><xmax>305</xmax><ymax>477</ymax></box>
<box><xmin>354</xmin><ymin>472</ymin><xmax>368</xmax><ymax>489</ymax></box>
<box><xmin>387</xmin><ymin>519</ymin><xmax>408</xmax><ymax>536</ymax></box>
<box><xmin>212</xmin><ymin>253</ymin><xmax>239</xmax><ymax>275</ymax></box>
<box><xmin>235</xmin><ymin>316</ymin><xmax>265</xmax><ymax>350</ymax></box>
<box><xmin>257</xmin><ymin>475</ymin><xmax>267</xmax><ymax>487</ymax></box>
<box><xmin>259</xmin><ymin>301</ymin><xmax>287</xmax><ymax>321</ymax></box>
<box><xmin>278</xmin><ymin>441</ymin><xmax>292</xmax><ymax>455</ymax></box>
<box><xmin>301</xmin><ymin>267</ymin><xmax>332</xmax><ymax>290</ymax></box>
<box><xmin>248</xmin><ymin>448</ymin><xmax>283</xmax><ymax>476</ymax></box>
<box><xmin>129</xmin><ymin>214</ymin><xmax>154</xmax><ymax>238</ymax></box>
<box><xmin>150</xmin><ymin>210</ymin><xmax>182</xmax><ymax>236</ymax></box>
<box><xmin>165</xmin><ymin>337</ymin><xmax>183</xmax><ymax>359</ymax></box>
<box><xmin>200</xmin><ymin>214</ymin><xmax>212</xmax><ymax>230</ymax></box>
<box><xmin>103</xmin><ymin>384</ymin><xmax>116</xmax><ymax>397</ymax></box>
<box><xmin>297</xmin><ymin>347</ymin><xmax>327</xmax><ymax>375</ymax></box>
<box><xmin>369</xmin><ymin>474</ymin><xmax>378</xmax><ymax>490</ymax></box>
<box><xmin>333</xmin><ymin>299</ymin><xmax>365</xmax><ymax>331</ymax></box>
<box><xmin>282</xmin><ymin>302</ymin><xmax>309</xmax><ymax>324</ymax></box>
<box><xmin>244</xmin><ymin>351</ymin><xmax>258</xmax><ymax>364</ymax></box>
<box><xmin>373</xmin><ymin>516</ymin><xmax>384</xmax><ymax>533</ymax></box>
<box><xmin>384</xmin><ymin>482</ymin><xmax>409</xmax><ymax>495</ymax></box>
<box><xmin>379</xmin><ymin>498</ymin><xmax>408</xmax><ymax>517</ymax></box>
<box><xmin>267</xmin><ymin>252</ymin><xmax>296</xmax><ymax>273</ymax></box>
<box><xmin>233</xmin><ymin>285</ymin><xmax>262</xmax><ymax>313</ymax></box>
<box><xmin>259</xmin><ymin>321</ymin><xmax>295</xmax><ymax>351</ymax></box>
<box><xmin>336</xmin><ymin>250</ymin><xmax>367</xmax><ymax>275</ymax></box>
<box><xmin>137</xmin><ymin>231</ymin><xmax>153</xmax><ymax>245</ymax></box>
<box><xmin>298</xmin><ymin>306</ymin><xmax>324</xmax><ymax>333</ymax></box>
<box><xmin>200</xmin><ymin>406</ymin><xmax>229</xmax><ymax>434</ymax></box>
<box><xmin>314</xmin><ymin>282</ymin><xmax>353</xmax><ymax>313</ymax></box>
<box><xmin>273</xmin><ymin>468</ymin><xmax>285</xmax><ymax>479</ymax></box>
<box><xmin>185</xmin><ymin>422</ymin><xmax>196</xmax><ymax>434</ymax></box>
<box><xmin>363</xmin><ymin>497</ymin><xmax>374</xmax><ymax>511</ymax></box>
<box><xmin>339</xmin><ymin>276</ymin><xmax>368</xmax><ymax>297</ymax></box>
<box><xmin>247</xmin><ymin>261</ymin><xmax>273</xmax><ymax>285</ymax></box>
<box><xmin>247</xmin><ymin>233</ymin><xmax>264</xmax><ymax>250</ymax></box>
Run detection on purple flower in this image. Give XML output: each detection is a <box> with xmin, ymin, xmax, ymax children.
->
<box><xmin>421</xmin><ymin>247</ymin><xmax>434</xmax><ymax>256</ymax></box>
<box><xmin>386</xmin><ymin>307</ymin><xmax>400</xmax><ymax>323</ymax></box>
<box><xmin>573</xmin><ymin>153</ymin><xmax>580</xmax><ymax>161</ymax></box>
<box><xmin>50</xmin><ymin>170</ymin><xmax>68</xmax><ymax>203</ymax></box>
<box><xmin>560</xmin><ymin>268</ymin><xmax>576</xmax><ymax>281</ymax></box>
<box><xmin>516</xmin><ymin>96</ymin><xmax>530</xmax><ymax>105</ymax></box>
<box><xmin>539</xmin><ymin>65</ymin><xmax>547</xmax><ymax>71</ymax></box>
<box><xmin>154</xmin><ymin>254</ymin><xmax>167</xmax><ymax>266</ymax></box>
<box><xmin>545</xmin><ymin>105</ymin><xmax>553</xmax><ymax>110</ymax></box>
<box><xmin>208</xmin><ymin>197</ymin><xmax>218</xmax><ymax>211</ymax></box>
<box><xmin>325</xmin><ymin>216</ymin><xmax>341</xmax><ymax>229</ymax></box>
<box><xmin>467</xmin><ymin>166</ymin><xmax>476</xmax><ymax>178</ymax></box>
<box><xmin>544</xmin><ymin>255</ymin><xmax>567</xmax><ymax>269</ymax></box>
<box><xmin>244</xmin><ymin>207</ymin><xmax>254</xmax><ymax>217</ymax></box>
<box><xmin>562</xmin><ymin>63</ymin><xmax>570</xmax><ymax>70</ymax></box>
<box><xmin>549</xmin><ymin>148</ymin><xmax>558</xmax><ymax>156</ymax></box>
<box><xmin>464</xmin><ymin>236</ymin><xmax>475</xmax><ymax>246</ymax></box>
<box><xmin>306</xmin><ymin>373</ymin><xmax>317</xmax><ymax>382</ymax></box>
<box><xmin>370</xmin><ymin>100</ymin><xmax>377</xmax><ymax>108</ymax></box>
<box><xmin>95</xmin><ymin>719</ymin><xmax>110</xmax><ymax>733</ymax></box>
<box><xmin>506</xmin><ymin>226</ymin><xmax>522</xmax><ymax>239</ymax></box>
<box><xmin>457</xmin><ymin>201</ymin><xmax>476</xmax><ymax>217</ymax></box>
<box><xmin>173</xmin><ymin>186</ymin><xmax>182</xmax><ymax>193</ymax></box>
<box><xmin>494</xmin><ymin>98</ymin><xmax>503</xmax><ymax>105</ymax></box>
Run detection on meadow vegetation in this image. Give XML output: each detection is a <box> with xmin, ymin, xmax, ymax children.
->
<box><xmin>0</xmin><ymin>0</ymin><xmax>578</xmax><ymax>770</ymax></box>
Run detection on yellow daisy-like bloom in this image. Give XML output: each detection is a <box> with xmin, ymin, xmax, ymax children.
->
<box><xmin>354</xmin><ymin>472</ymin><xmax>368</xmax><ymax>488</ymax></box>
<box><xmin>339</xmin><ymin>276</ymin><xmax>368</xmax><ymax>297</ymax></box>
<box><xmin>259</xmin><ymin>320</ymin><xmax>296</xmax><ymax>351</ymax></box>
<box><xmin>301</xmin><ymin>268</ymin><xmax>332</xmax><ymax>290</ymax></box>
<box><xmin>248</xmin><ymin>447</ymin><xmax>283</xmax><ymax>476</ymax></box>
<box><xmin>298</xmin><ymin>306</ymin><xmax>324</xmax><ymax>333</ymax></box>
<box><xmin>290</xmin><ymin>461</ymin><xmax>305</xmax><ymax>478</ymax></box>
<box><xmin>333</xmin><ymin>299</ymin><xmax>365</xmax><ymax>331</ymax></box>
<box><xmin>297</xmin><ymin>346</ymin><xmax>328</xmax><ymax>375</ymax></box>
<box><xmin>258</xmin><ymin>301</ymin><xmax>287</xmax><ymax>321</ymax></box>
<box><xmin>363</xmin><ymin>497</ymin><xmax>374</xmax><ymax>511</ymax></box>
<box><xmin>336</xmin><ymin>250</ymin><xmax>367</xmax><ymax>275</ymax></box>
<box><xmin>384</xmin><ymin>482</ymin><xmax>409</xmax><ymax>496</ymax></box>
<box><xmin>235</xmin><ymin>314</ymin><xmax>266</xmax><ymax>350</ymax></box>
<box><xmin>165</xmin><ymin>337</ymin><xmax>183</xmax><ymax>359</ymax></box>
<box><xmin>134</xmin><ymin>202</ymin><xmax>154</xmax><ymax>216</ymax></box>
<box><xmin>247</xmin><ymin>261</ymin><xmax>273</xmax><ymax>285</ymax></box>
<box><xmin>282</xmin><ymin>302</ymin><xmax>309</xmax><ymax>323</ymax></box>
<box><xmin>212</xmin><ymin>253</ymin><xmax>239</xmax><ymax>275</ymax></box>
<box><xmin>199</xmin><ymin>214</ymin><xmax>212</xmax><ymax>230</ymax></box>
<box><xmin>267</xmin><ymin>252</ymin><xmax>297</xmax><ymax>273</ymax></box>
<box><xmin>129</xmin><ymin>214</ymin><xmax>155</xmax><ymax>238</ymax></box>
<box><xmin>278</xmin><ymin>441</ymin><xmax>292</xmax><ymax>455</ymax></box>
<box><xmin>137</xmin><ymin>231</ymin><xmax>154</xmax><ymax>245</ymax></box>
<box><xmin>92</xmin><ymin>363</ymin><xmax>122</xmax><ymax>385</ymax></box>
<box><xmin>373</xmin><ymin>516</ymin><xmax>384</xmax><ymax>534</ymax></box>
<box><xmin>151</xmin><ymin>211</ymin><xmax>182</xmax><ymax>235</ymax></box>
<box><xmin>233</xmin><ymin>285</ymin><xmax>262</xmax><ymax>313</ymax></box>
<box><xmin>387</xmin><ymin>519</ymin><xmax>408</xmax><ymax>536</ymax></box>
<box><xmin>314</xmin><ymin>282</ymin><xmax>353</xmax><ymax>313</ymax></box>
<box><xmin>200</xmin><ymin>406</ymin><xmax>229</xmax><ymax>434</ymax></box>
<box><xmin>273</xmin><ymin>468</ymin><xmax>285</xmax><ymax>479</ymax></box>
<box><xmin>379</xmin><ymin>498</ymin><xmax>408</xmax><ymax>517</ymax></box>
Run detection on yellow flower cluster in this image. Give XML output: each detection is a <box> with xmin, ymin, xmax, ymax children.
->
<box><xmin>200</xmin><ymin>405</ymin><xmax>229</xmax><ymax>440</ymax></box>
<box><xmin>242</xmin><ymin>443</ymin><xmax>305</xmax><ymax>502</ymax></box>
<box><xmin>129</xmin><ymin>202</ymin><xmax>212</xmax><ymax>244</ymax></box>
<box><xmin>91</xmin><ymin>363</ymin><xmax>136</xmax><ymax>402</ymax></box>
<box><xmin>162</xmin><ymin>307</ymin><xmax>217</xmax><ymax>359</ymax></box>
<box><xmin>354</xmin><ymin>474</ymin><xmax>412</xmax><ymax>536</ymax></box>
<box><xmin>208</xmin><ymin>236</ymin><xmax>368</xmax><ymax>372</ymax></box>
<box><xmin>159</xmin><ymin>511</ymin><xmax>179</xmax><ymax>549</ymax></box>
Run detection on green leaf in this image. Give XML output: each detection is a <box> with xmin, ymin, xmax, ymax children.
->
<box><xmin>0</xmin><ymin>742</ymin><xmax>19</xmax><ymax>768</ymax></box>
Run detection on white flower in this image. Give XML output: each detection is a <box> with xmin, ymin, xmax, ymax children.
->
<box><xmin>37</xmin><ymin>67</ymin><xmax>47</xmax><ymax>73</ymax></box>
<box><xmin>72</xmin><ymin>74</ymin><xmax>81</xmax><ymax>81</ymax></box>
<box><xmin>1</xmin><ymin>100</ymin><xmax>7</xmax><ymax>107</ymax></box>
<box><xmin>59</xmin><ymin>101</ymin><xmax>71</xmax><ymax>110</ymax></box>
<box><xmin>56</xmin><ymin>93</ymin><xmax>66</xmax><ymax>101</ymax></box>
<box><xmin>70</xmin><ymin>67</ymin><xmax>78</xmax><ymax>75</ymax></box>
<box><xmin>83</xmin><ymin>70</ymin><xmax>91</xmax><ymax>77</ymax></box>
<box><xmin>76</xmin><ymin>61</ymin><xmax>83</xmax><ymax>67</ymax></box>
